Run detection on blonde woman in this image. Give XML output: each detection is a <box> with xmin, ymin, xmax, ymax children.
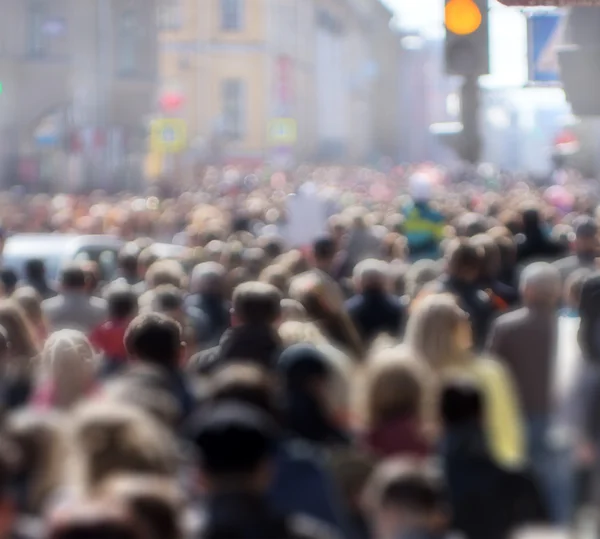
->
<box><xmin>69</xmin><ymin>401</ymin><xmax>179</xmax><ymax>494</ymax></box>
<box><xmin>32</xmin><ymin>330</ymin><xmax>97</xmax><ymax>410</ymax></box>
<box><xmin>404</xmin><ymin>293</ymin><xmax>525</xmax><ymax>470</ymax></box>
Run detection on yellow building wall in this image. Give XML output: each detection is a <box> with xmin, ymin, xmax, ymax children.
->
<box><xmin>159</xmin><ymin>0</ymin><xmax>269</xmax><ymax>156</ymax></box>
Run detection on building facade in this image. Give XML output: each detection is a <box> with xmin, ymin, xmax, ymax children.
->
<box><xmin>0</xmin><ymin>0</ymin><xmax>158</xmax><ymax>190</ymax></box>
<box><xmin>159</xmin><ymin>0</ymin><xmax>400</xmax><ymax>166</ymax></box>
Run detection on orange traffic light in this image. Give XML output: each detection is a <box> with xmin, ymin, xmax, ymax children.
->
<box><xmin>445</xmin><ymin>0</ymin><xmax>482</xmax><ymax>35</ymax></box>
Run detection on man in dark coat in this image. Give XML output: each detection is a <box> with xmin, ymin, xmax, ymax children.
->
<box><xmin>345</xmin><ymin>259</ymin><xmax>405</xmax><ymax>346</ymax></box>
<box><xmin>189</xmin><ymin>282</ymin><xmax>283</xmax><ymax>376</ymax></box>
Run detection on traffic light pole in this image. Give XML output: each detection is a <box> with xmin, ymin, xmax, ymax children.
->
<box><xmin>460</xmin><ymin>74</ymin><xmax>482</xmax><ymax>164</ymax></box>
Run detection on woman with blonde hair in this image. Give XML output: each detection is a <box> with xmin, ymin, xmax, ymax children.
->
<box><xmin>32</xmin><ymin>330</ymin><xmax>97</xmax><ymax>410</ymax></box>
<box><xmin>404</xmin><ymin>293</ymin><xmax>524</xmax><ymax>470</ymax></box>
<box><xmin>69</xmin><ymin>401</ymin><xmax>179</xmax><ymax>494</ymax></box>
<box><xmin>362</xmin><ymin>347</ymin><xmax>431</xmax><ymax>459</ymax></box>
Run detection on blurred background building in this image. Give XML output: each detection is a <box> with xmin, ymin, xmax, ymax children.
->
<box><xmin>0</xmin><ymin>0</ymin><xmax>158</xmax><ymax>191</ymax></box>
<box><xmin>157</xmin><ymin>0</ymin><xmax>402</xmax><ymax>168</ymax></box>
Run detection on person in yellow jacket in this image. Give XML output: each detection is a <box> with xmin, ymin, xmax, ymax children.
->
<box><xmin>404</xmin><ymin>293</ymin><xmax>525</xmax><ymax>470</ymax></box>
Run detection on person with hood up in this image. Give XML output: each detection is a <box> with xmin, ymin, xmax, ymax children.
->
<box><xmin>278</xmin><ymin>344</ymin><xmax>350</xmax><ymax>449</ymax></box>
<box><xmin>402</xmin><ymin>174</ymin><xmax>445</xmax><ymax>261</ymax></box>
<box><xmin>190</xmin><ymin>282</ymin><xmax>283</xmax><ymax>376</ymax></box>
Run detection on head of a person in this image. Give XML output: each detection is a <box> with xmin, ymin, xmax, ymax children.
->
<box><xmin>409</xmin><ymin>174</ymin><xmax>433</xmax><ymax>204</ymax></box>
<box><xmin>144</xmin><ymin>260</ymin><xmax>185</xmax><ymax>291</ymax></box>
<box><xmin>312</xmin><ymin>235</ymin><xmax>337</xmax><ymax>271</ymax></box>
<box><xmin>0</xmin><ymin>299</ymin><xmax>39</xmax><ymax>362</ymax></box>
<box><xmin>118</xmin><ymin>244</ymin><xmax>141</xmax><ymax>279</ymax></box>
<box><xmin>210</xmin><ymin>363</ymin><xmax>280</xmax><ymax>424</ymax></box>
<box><xmin>277</xmin><ymin>344</ymin><xmax>335</xmax><ymax>431</ymax></box>
<box><xmin>565</xmin><ymin>268</ymin><xmax>590</xmax><ymax>311</ymax></box>
<box><xmin>71</xmin><ymin>401</ymin><xmax>178</xmax><ymax>492</ymax></box>
<box><xmin>440</xmin><ymin>377</ymin><xmax>484</xmax><ymax>429</ymax></box>
<box><xmin>24</xmin><ymin>258</ymin><xmax>47</xmax><ymax>283</ymax></box>
<box><xmin>186</xmin><ymin>402</ymin><xmax>277</xmax><ymax>494</ymax></box>
<box><xmin>470</xmin><ymin>234</ymin><xmax>501</xmax><ymax>280</ymax></box>
<box><xmin>259</xmin><ymin>264</ymin><xmax>292</xmax><ymax>295</ymax></box>
<box><xmin>150</xmin><ymin>285</ymin><xmax>185</xmax><ymax>324</ymax></box>
<box><xmin>190</xmin><ymin>261</ymin><xmax>226</xmax><ymax>297</ymax></box>
<box><xmin>5</xmin><ymin>409</ymin><xmax>67</xmax><ymax>513</ymax></box>
<box><xmin>493</xmin><ymin>234</ymin><xmax>517</xmax><ymax>273</ymax></box>
<box><xmin>231</xmin><ymin>281</ymin><xmax>282</xmax><ymax>328</ymax></box>
<box><xmin>59</xmin><ymin>264</ymin><xmax>87</xmax><ymax>294</ymax></box>
<box><xmin>364</xmin><ymin>347</ymin><xmax>427</xmax><ymax>430</ymax></box>
<box><xmin>405</xmin><ymin>260</ymin><xmax>440</xmax><ymax>300</ymax></box>
<box><xmin>573</xmin><ymin>215</ymin><xmax>598</xmax><ymax>259</ymax></box>
<box><xmin>279</xmin><ymin>298</ymin><xmax>307</xmax><ymax>322</ymax></box>
<box><xmin>47</xmin><ymin>499</ymin><xmax>145</xmax><ymax>539</ymax></box>
<box><xmin>404</xmin><ymin>294</ymin><xmax>472</xmax><ymax>371</ymax></box>
<box><xmin>106</xmin><ymin>285</ymin><xmax>138</xmax><ymax>323</ymax></box>
<box><xmin>0</xmin><ymin>269</ymin><xmax>18</xmax><ymax>297</ymax></box>
<box><xmin>363</xmin><ymin>459</ymin><xmax>448</xmax><ymax>539</ymax></box>
<box><xmin>519</xmin><ymin>262</ymin><xmax>561</xmax><ymax>309</ymax></box>
<box><xmin>353</xmin><ymin>259</ymin><xmax>389</xmax><ymax>294</ymax></box>
<box><xmin>40</xmin><ymin>330</ymin><xmax>96</xmax><ymax>410</ymax></box>
<box><xmin>124</xmin><ymin>313</ymin><xmax>183</xmax><ymax>369</ymax></box>
<box><xmin>242</xmin><ymin>247</ymin><xmax>267</xmax><ymax>279</ymax></box>
<box><xmin>12</xmin><ymin>286</ymin><xmax>45</xmax><ymax>328</ymax></box>
<box><xmin>99</xmin><ymin>475</ymin><xmax>182</xmax><ymax>539</ymax></box>
<box><xmin>81</xmin><ymin>262</ymin><xmax>101</xmax><ymax>295</ymax></box>
<box><xmin>445</xmin><ymin>239</ymin><xmax>482</xmax><ymax>283</ymax></box>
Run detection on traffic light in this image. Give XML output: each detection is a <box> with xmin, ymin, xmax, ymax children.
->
<box><xmin>445</xmin><ymin>0</ymin><xmax>490</xmax><ymax>76</ymax></box>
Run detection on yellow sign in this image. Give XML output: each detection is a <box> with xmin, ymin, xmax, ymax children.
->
<box><xmin>150</xmin><ymin>118</ymin><xmax>187</xmax><ymax>153</ymax></box>
<box><xmin>144</xmin><ymin>152</ymin><xmax>163</xmax><ymax>180</ymax></box>
<box><xmin>268</xmin><ymin>118</ymin><xmax>297</xmax><ymax>146</ymax></box>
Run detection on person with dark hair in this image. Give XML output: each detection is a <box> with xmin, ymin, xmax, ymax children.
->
<box><xmin>0</xmin><ymin>269</ymin><xmax>18</xmax><ymax>297</ymax></box>
<box><xmin>89</xmin><ymin>285</ymin><xmax>138</xmax><ymax>376</ymax></box>
<box><xmin>363</xmin><ymin>459</ymin><xmax>449</xmax><ymax>539</ymax></box>
<box><xmin>119</xmin><ymin>313</ymin><xmax>194</xmax><ymax>422</ymax></box>
<box><xmin>426</xmin><ymin>239</ymin><xmax>494</xmax><ymax>348</ymax></box>
<box><xmin>42</xmin><ymin>264</ymin><xmax>107</xmax><ymax>333</ymax></box>
<box><xmin>189</xmin><ymin>282</ymin><xmax>283</xmax><ymax>376</ymax></box>
<box><xmin>186</xmin><ymin>262</ymin><xmax>230</xmax><ymax>350</ymax></box>
<box><xmin>22</xmin><ymin>258</ymin><xmax>56</xmax><ymax>300</ymax></box>
<box><xmin>116</xmin><ymin>244</ymin><xmax>142</xmax><ymax>287</ymax></box>
<box><xmin>277</xmin><ymin>344</ymin><xmax>349</xmax><ymax>448</ymax></box>
<box><xmin>313</xmin><ymin>236</ymin><xmax>338</xmax><ymax>276</ymax></box>
<box><xmin>187</xmin><ymin>402</ymin><xmax>338</xmax><ymax>539</ymax></box>
<box><xmin>516</xmin><ymin>208</ymin><xmax>565</xmax><ymax>265</ymax></box>
<box><xmin>439</xmin><ymin>378</ymin><xmax>545</xmax><ymax>539</ymax></box>
<box><xmin>553</xmin><ymin>216</ymin><xmax>599</xmax><ymax>283</ymax></box>
<box><xmin>209</xmin><ymin>364</ymin><xmax>351</xmax><ymax>536</ymax></box>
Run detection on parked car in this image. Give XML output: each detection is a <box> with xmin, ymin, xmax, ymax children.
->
<box><xmin>2</xmin><ymin>234</ymin><xmax>124</xmax><ymax>284</ymax></box>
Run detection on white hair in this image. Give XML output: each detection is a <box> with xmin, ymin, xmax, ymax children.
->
<box><xmin>190</xmin><ymin>262</ymin><xmax>225</xmax><ymax>294</ymax></box>
<box><xmin>519</xmin><ymin>262</ymin><xmax>561</xmax><ymax>303</ymax></box>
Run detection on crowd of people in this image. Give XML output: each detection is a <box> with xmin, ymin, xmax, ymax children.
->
<box><xmin>0</xmin><ymin>164</ymin><xmax>597</xmax><ymax>538</ymax></box>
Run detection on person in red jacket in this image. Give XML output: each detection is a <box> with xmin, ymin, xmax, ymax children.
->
<box><xmin>89</xmin><ymin>285</ymin><xmax>138</xmax><ymax>376</ymax></box>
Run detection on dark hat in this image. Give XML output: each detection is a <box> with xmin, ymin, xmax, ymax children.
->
<box><xmin>185</xmin><ymin>402</ymin><xmax>277</xmax><ymax>475</ymax></box>
<box><xmin>574</xmin><ymin>215</ymin><xmax>598</xmax><ymax>239</ymax></box>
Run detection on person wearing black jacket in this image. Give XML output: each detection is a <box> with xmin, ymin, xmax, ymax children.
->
<box><xmin>516</xmin><ymin>208</ymin><xmax>565</xmax><ymax>265</ymax></box>
<box><xmin>345</xmin><ymin>259</ymin><xmax>405</xmax><ymax>346</ymax></box>
<box><xmin>189</xmin><ymin>282</ymin><xmax>283</xmax><ymax>376</ymax></box>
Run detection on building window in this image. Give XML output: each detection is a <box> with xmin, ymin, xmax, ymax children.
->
<box><xmin>157</xmin><ymin>0</ymin><xmax>182</xmax><ymax>31</ymax></box>
<box><xmin>28</xmin><ymin>0</ymin><xmax>46</xmax><ymax>57</ymax></box>
<box><xmin>221</xmin><ymin>79</ymin><xmax>245</xmax><ymax>139</ymax></box>
<box><xmin>117</xmin><ymin>9</ymin><xmax>138</xmax><ymax>75</ymax></box>
<box><xmin>221</xmin><ymin>0</ymin><xmax>243</xmax><ymax>31</ymax></box>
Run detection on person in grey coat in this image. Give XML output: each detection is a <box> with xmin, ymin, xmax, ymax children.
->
<box><xmin>42</xmin><ymin>264</ymin><xmax>107</xmax><ymax>334</ymax></box>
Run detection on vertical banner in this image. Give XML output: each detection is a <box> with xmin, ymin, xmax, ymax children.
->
<box><xmin>275</xmin><ymin>55</ymin><xmax>293</xmax><ymax>114</ymax></box>
<box><xmin>527</xmin><ymin>11</ymin><xmax>564</xmax><ymax>84</ymax></box>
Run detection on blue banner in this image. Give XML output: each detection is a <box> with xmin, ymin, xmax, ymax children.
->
<box><xmin>528</xmin><ymin>12</ymin><xmax>563</xmax><ymax>83</ymax></box>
